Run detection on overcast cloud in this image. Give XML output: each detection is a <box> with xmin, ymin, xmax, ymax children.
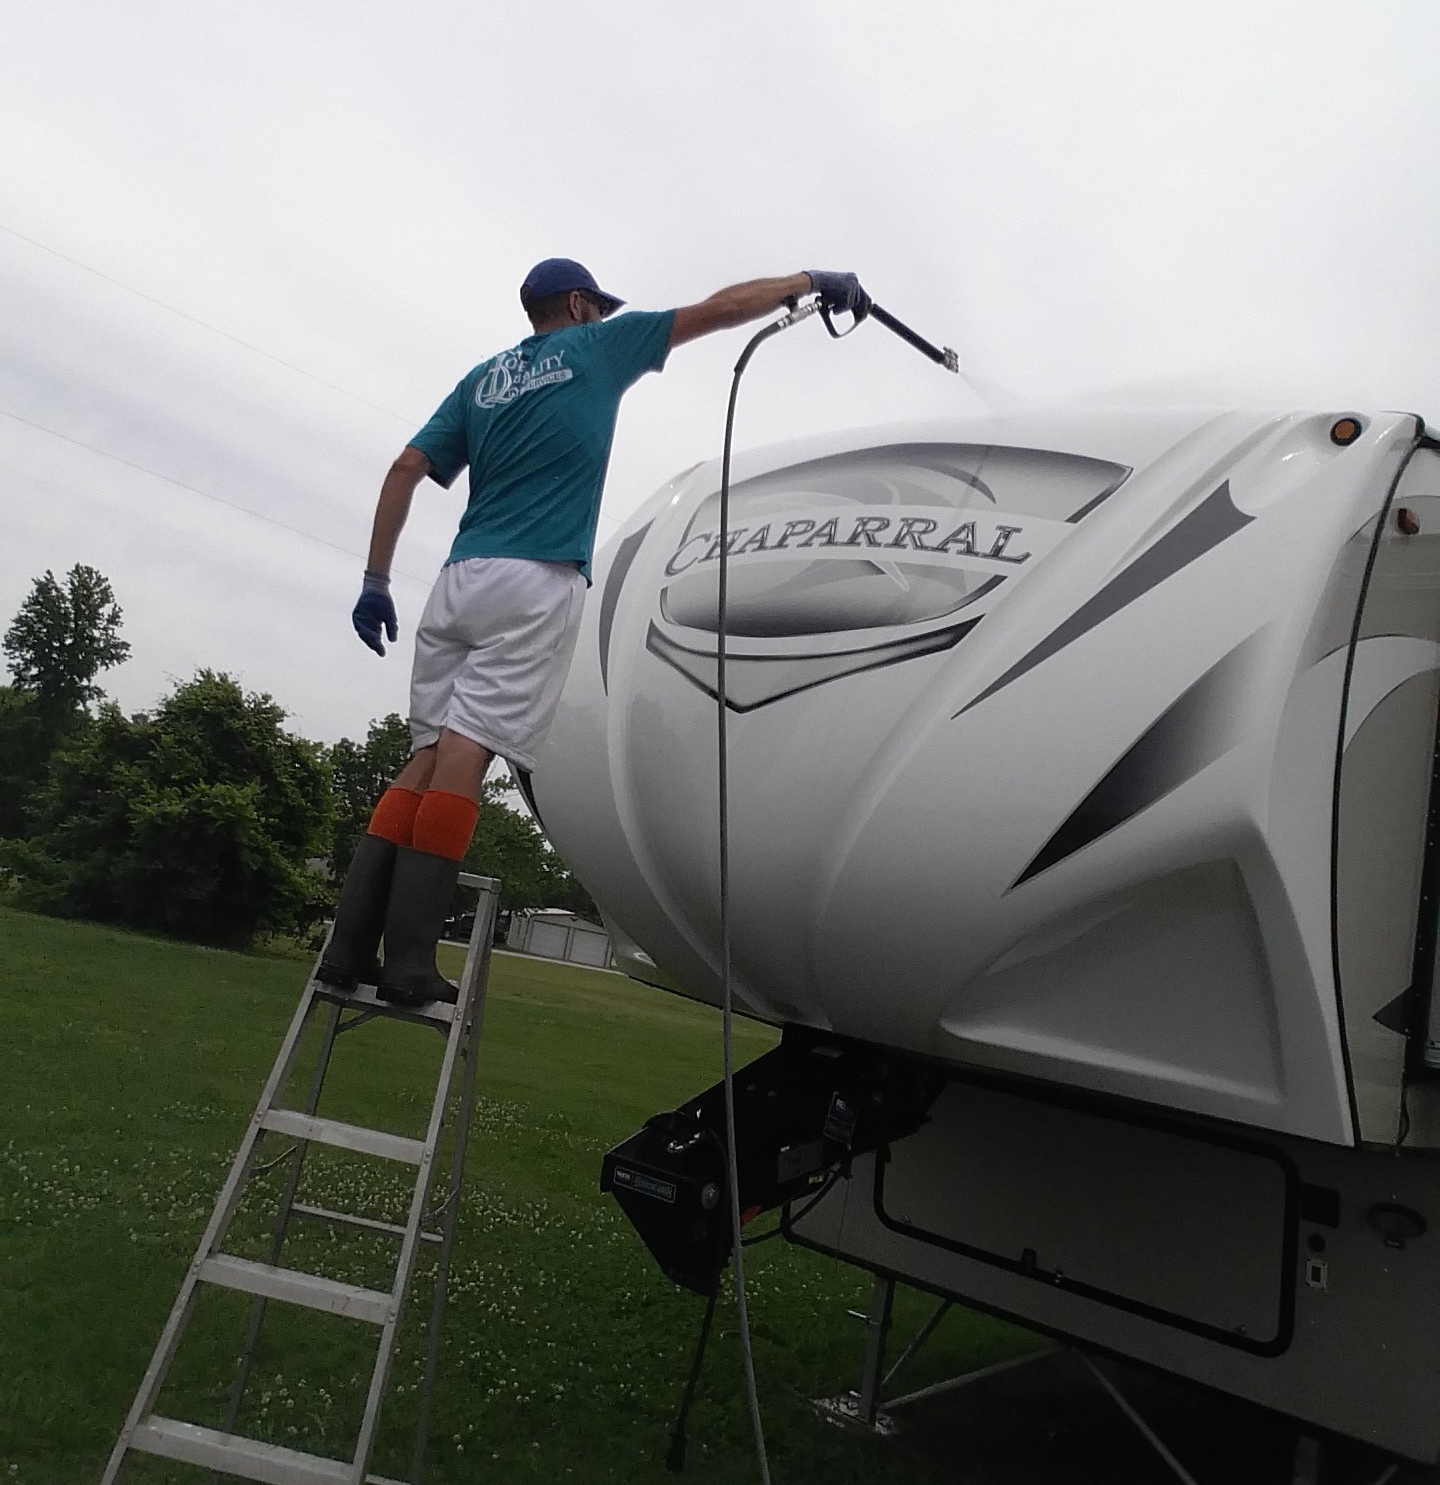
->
<box><xmin>2</xmin><ymin>0</ymin><xmax>1437</xmax><ymax>742</ymax></box>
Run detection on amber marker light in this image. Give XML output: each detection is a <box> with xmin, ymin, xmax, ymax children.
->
<box><xmin>1330</xmin><ymin>417</ymin><xmax>1363</xmax><ymax>446</ymax></box>
<box><xmin>1398</xmin><ymin>508</ymin><xmax>1421</xmax><ymax>536</ymax></box>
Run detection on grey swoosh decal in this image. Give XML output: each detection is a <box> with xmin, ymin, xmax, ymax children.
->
<box><xmin>1373</xmin><ymin>989</ymin><xmax>1412</xmax><ymax>1035</ymax></box>
<box><xmin>514</xmin><ymin>767</ymin><xmax>545</xmax><ymax>830</ymax></box>
<box><xmin>1011</xmin><ymin>631</ymin><xmax>1262</xmax><ymax>887</ymax></box>
<box><xmin>1065</xmin><ymin>467</ymin><xmax>1133</xmax><ymax>523</ymax></box>
<box><xmin>598</xmin><ymin>521</ymin><xmax>652</xmax><ymax>693</ymax></box>
<box><xmin>647</xmin><ymin>615</ymin><xmax>982</xmax><ymax>712</ymax></box>
<box><xmin>956</xmin><ymin>481</ymin><xmax>1253</xmax><ymax>717</ymax></box>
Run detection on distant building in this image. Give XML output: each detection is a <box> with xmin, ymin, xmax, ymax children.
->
<box><xmin>506</xmin><ymin>909</ymin><xmax>613</xmax><ymax>968</ymax></box>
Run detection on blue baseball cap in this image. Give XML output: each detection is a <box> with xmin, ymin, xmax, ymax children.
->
<box><xmin>519</xmin><ymin>258</ymin><xmax>625</xmax><ymax>318</ymax></box>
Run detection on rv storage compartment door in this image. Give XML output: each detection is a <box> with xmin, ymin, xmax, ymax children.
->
<box><xmin>875</xmin><ymin>1081</ymin><xmax>1294</xmax><ymax>1351</ymax></box>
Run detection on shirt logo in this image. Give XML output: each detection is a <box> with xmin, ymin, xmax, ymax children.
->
<box><xmin>475</xmin><ymin>347</ymin><xmax>574</xmax><ymax>409</ymax></box>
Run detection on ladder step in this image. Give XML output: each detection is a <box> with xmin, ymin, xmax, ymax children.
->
<box><xmin>130</xmin><ymin>1416</ymin><xmax>349</xmax><ymax>1484</ymax></box>
<box><xmin>313</xmin><ymin>979</ymin><xmax>456</xmax><ymax>1026</ymax></box>
<box><xmin>199</xmin><ymin>1255</ymin><xmax>392</xmax><ymax>1324</ymax></box>
<box><xmin>261</xmin><ymin>1109</ymin><xmax>426</xmax><ymax>1165</ymax></box>
<box><xmin>292</xmin><ymin>1201</ymin><xmax>442</xmax><ymax>1244</ymax></box>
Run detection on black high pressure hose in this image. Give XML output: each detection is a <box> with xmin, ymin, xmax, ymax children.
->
<box><xmin>691</xmin><ymin>292</ymin><xmax>958</xmax><ymax>1484</ymax></box>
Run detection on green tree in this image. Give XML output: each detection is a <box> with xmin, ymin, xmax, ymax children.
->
<box><xmin>0</xmin><ymin>565</ymin><xmax>130</xmax><ymax>838</ymax></box>
<box><xmin>0</xmin><ymin>685</ymin><xmax>46</xmax><ymax>839</ymax></box>
<box><xmin>326</xmin><ymin>712</ymin><xmax>413</xmax><ymax>874</ymax></box>
<box><xmin>4</xmin><ymin>564</ymin><xmax>130</xmax><ymax>722</ymax></box>
<box><xmin>5</xmin><ymin>670</ymin><xmax>333</xmax><ymax>949</ymax></box>
<box><xmin>462</xmin><ymin>776</ymin><xmax>599</xmax><ymax>919</ymax></box>
<box><xmin>542</xmin><ymin>861</ymin><xmax>600</xmax><ymax>920</ymax></box>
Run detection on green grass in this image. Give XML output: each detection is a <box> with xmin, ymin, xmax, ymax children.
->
<box><xmin>0</xmin><ymin>909</ymin><xmax>1386</xmax><ymax>1485</ymax></box>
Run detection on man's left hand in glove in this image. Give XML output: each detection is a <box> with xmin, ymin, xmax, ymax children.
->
<box><xmin>353</xmin><ymin>571</ymin><xmax>398</xmax><ymax>656</ymax></box>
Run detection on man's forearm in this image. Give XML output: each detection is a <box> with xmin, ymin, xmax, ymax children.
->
<box><xmin>366</xmin><ymin>461</ymin><xmax>427</xmax><ymax>575</ymax></box>
<box><xmin>669</xmin><ymin>273</ymin><xmax>816</xmax><ymax>348</ymax></box>
<box><xmin>696</xmin><ymin>273</ymin><xmax>813</xmax><ymax>332</ymax></box>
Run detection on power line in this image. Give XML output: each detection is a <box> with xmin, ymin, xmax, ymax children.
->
<box><xmin>0</xmin><ymin>219</ymin><xmax>626</xmax><ymax>533</ymax></box>
<box><xmin>0</xmin><ymin>219</ymin><xmax>420</xmax><ymax>428</ymax></box>
<box><xmin>0</xmin><ymin>406</ymin><xmax>434</xmax><ymax>588</ymax></box>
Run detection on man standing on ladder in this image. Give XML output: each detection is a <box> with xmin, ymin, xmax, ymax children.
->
<box><xmin>318</xmin><ymin>258</ymin><xmax>870</xmax><ymax>1009</ymax></box>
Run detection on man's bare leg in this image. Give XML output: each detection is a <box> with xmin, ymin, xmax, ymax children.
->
<box><xmin>391</xmin><ymin>743</ymin><xmax>438</xmax><ymax>794</ymax></box>
<box><xmin>385</xmin><ymin>728</ymin><xmax>490</xmax><ymax>797</ymax></box>
<box><xmin>429</xmin><ymin>728</ymin><xmax>494</xmax><ymax>801</ymax></box>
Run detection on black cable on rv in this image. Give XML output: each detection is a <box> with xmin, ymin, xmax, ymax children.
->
<box><xmin>741</xmin><ymin>1167</ymin><xmax>846</xmax><ymax>1248</ymax></box>
<box><xmin>710</xmin><ymin>292</ymin><xmax>959</xmax><ymax>1483</ymax></box>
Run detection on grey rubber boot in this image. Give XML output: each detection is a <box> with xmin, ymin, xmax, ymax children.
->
<box><xmin>315</xmin><ymin>833</ymin><xmax>395</xmax><ymax>991</ymax></box>
<box><xmin>376</xmin><ymin>846</ymin><xmax>461</xmax><ymax>1008</ymax></box>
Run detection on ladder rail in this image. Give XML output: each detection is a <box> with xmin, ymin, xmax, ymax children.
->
<box><xmin>408</xmin><ymin>890</ymin><xmax>497</xmax><ymax>1482</ymax></box>
<box><xmin>99</xmin><ymin>963</ymin><xmax>335</xmax><ymax>1485</ymax></box>
<box><xmin>347</xmin><ymin>881</ymin><xmax>497</xmax><ymax>1481</ymax></box>
<box><xmin>101</xmin><ymin>873</ymin><xmax>503</xmax><ymax>1485</ymax></box>
<box><xmin>219</xmin><ymin>999</ymin><xmax>347</xmax><ymax>1459</ymax></box>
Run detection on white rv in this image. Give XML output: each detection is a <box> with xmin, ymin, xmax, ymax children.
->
<box><xmin>527</xmin><ymin>408</ymin><xmax>1440</xmax><ymax>1465</ymax></box>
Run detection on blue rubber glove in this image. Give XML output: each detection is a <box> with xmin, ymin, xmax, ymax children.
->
<box><xmin>807</xmin><ymin>270</ymin><xmax>872</xmax><ymax>322</ymax></box>
<box><xmin>352</xmin><ymin>571</ymin><xmax>398</xmax><ymax>656</ymax></box>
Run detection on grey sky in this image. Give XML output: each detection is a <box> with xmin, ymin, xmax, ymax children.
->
<box><xmin>3</xmin><ymin>0</ymin><xmax>1437</xmax><ymax>743</ymax></box>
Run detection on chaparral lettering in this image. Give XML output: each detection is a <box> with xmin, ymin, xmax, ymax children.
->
<box><xmin>703</xmin><ymin>528</ymin><xmax>749</xmax><ymax>562</ymax></box>
<box><xmin>843</xmin><ymin>516</ymin><xmax>892</xmax><ymax>546</ymax></box>
<box><xmin>665</xmin><ymin>534</ymin><xmax>712</xmax><ymax>576</ymax></box>
<box><xmin>887</xmin><ymin>517</ymin><xmax>939</xmax><ymax>550</ymax></box>
<box><xmin>931</xmin><ymin>521</ymin><xmax>977</xmax><ymax>556</ymax></box>
<box><xmin>797</xmin><ymin>518</ymin><xmax>841</xmax><ymax>548</ymax></box>
<box><xmin>987</xmin><ymin>524</ymin><xmax>1031</xmax><ymax>563</ymax></box>
<box><xmin>664</xmin><ymin>510</ymin><xmax>1042</xmax><ymax>575</ymax></box>
<box><xmin>773</xmin><ymin>519</ymin><xmax>815</xmax><ymax>548</ymax></box>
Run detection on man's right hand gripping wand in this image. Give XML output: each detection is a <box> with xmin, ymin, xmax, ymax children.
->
<box><xmin>805</xmin><ymin>269</ymin><xmax>960</xmax><ymax>373</ymax></box>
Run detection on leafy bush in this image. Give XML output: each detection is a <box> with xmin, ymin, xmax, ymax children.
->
<box><xmin>326</xmin><ymin>712</ymin><xmax>412</xmax><ymax>877</ymax></box>
<box><xmin>7</xmin><ymin>670</ymin><xmax>333</xmax><ymax>950</ymax></box>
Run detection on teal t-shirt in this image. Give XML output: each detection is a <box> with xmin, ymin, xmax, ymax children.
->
<box><xmin>409</xmin><ymin>309</ymin><xmax>675</xmax><ymax>583</ymax></box>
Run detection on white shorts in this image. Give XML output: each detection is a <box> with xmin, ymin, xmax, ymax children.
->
<box><xmin>408</xmin><ymin>557</ymin><xmax>586</xmax><ymax>772</ymax></box>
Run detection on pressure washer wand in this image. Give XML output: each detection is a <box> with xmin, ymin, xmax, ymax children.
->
<box><xmin>869</xmin><ymin>303</ymin><xmax>960</xmax><ymax>372</ymax></box>
<box><xmin>818</xmin><ymin>299</ymin><xmax>960</xmax><ymax>372</ymax></box>
<box><xmin>742</xmin><ymin>296</ymin><xmax>959</xmax><ymax>375</ymax></box>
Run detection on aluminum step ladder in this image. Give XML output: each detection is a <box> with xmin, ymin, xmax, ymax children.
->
<box><xmin>99</xmin><ymin>871</ymin><xmax>501</xmax><ymax>1485</ymax></box>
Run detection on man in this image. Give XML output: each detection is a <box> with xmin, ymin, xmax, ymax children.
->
<box><xmin>320</xmin><ymin>258</ymin><xmax>870</xmax><ymax>1008</ymax></box>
